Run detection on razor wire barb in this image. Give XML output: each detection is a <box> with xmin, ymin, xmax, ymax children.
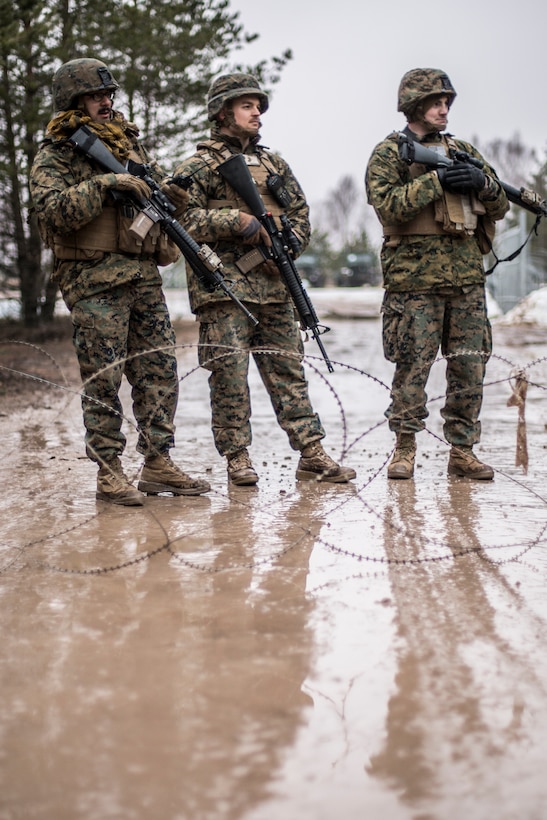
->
<box><xmin>0</xmin><ymin>338</ymin><xmax>545</xmax><ymax>578</ymax></box>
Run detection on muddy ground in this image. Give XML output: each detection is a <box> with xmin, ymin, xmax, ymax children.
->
<box><xmin>0</xmin><ymin>306</ymin><xmax>546</xmax><ymax>820</ymax></box>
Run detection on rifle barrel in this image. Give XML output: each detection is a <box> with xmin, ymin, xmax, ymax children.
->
<box><xmin>217</xmin><ymin>154</ymin><xmax>334</xmax><ymax>372</ymax></box>
<box><xmin>68</xmin><ymin>126</ymin><xmax>258</xmax><ymax>325</ymax></box>
<box><xmin>500</xmin><ymin>182</ymin><xmax>547</xmax><ymax>216</ymax></box>
<box><xmin>399</xmin><ymin>135</ymin><xmax>547</xmax><ymax>217</ymax></box>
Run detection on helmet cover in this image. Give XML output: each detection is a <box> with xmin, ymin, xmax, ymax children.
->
<box><xmin>207</xmin><ymin>73</ymin><xmax>269</xmax><ymax>121</ymax></box>
<box><xmin>397</xmin><ymin>68</ymin><xmax>456</xmax><ymax>116</ymax></box>
<box><xmin>52</xmin><ymin>58</ymin><xmax>120</xmax><ymax>111</ymax></box>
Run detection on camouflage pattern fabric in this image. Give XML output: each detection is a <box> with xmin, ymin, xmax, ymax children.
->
<box><xmin>72</xmin><ymin>281</ymin><xmax>178</xmax><ymax>463</ymax></box>
<box><xmin>197</xmin><ymin>301</ymin><xmax>325</xmax><ymax>457</ymax></box>
<box><xmin>381</xmin><ymin>286</ymin><xmax>491</xmax><ymax>446</ymax></box>
<box><xmin>30</xmin><ymin>111</ymin><xmax>165</xmax><ymax>309</ymax></box>
<box><xmin>174</xmin><ymin>131</ymin><xmax>323</xmax><ymax>458</ymax></box>
<box><xmin>207</xmin><ymin>73</ymin><xmax>269</xmax><ymax>120</ymax></box>
<box><xmin>52</xmin><ymin>58</ymin><xmax>119</xmax><ymax>112</ymax></box>
<box><xmin>366</xmin><ymin>127</ymin><xmax>508</xmax><ymax>449</ymax></box>
<box><xmin>30</xmin><ymin>111</ymin><xmax>181</xmax><ymax>467</ymax></box>
<box><xmin>46</xmin><ymin>109</ymin><xmax>138</xmax><ymax>163</ymax></box>
<box><xmin>397</xmin><ymin>68</ymin><xmax>456</xmax><ymax>114</ymax></box>
<box><xmin>365</xmin><ymin>131</ymin><xmax>508</xmax><ymax>292</ymax></box>
<box><xmin>173</xmin><ymin>132</ymin><xmax>311</xmax><ymax>313</ymax></box>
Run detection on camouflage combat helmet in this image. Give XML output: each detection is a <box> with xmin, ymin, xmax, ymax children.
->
<box><xmin>397</xmin><ymin>68</ymin><xmax>456</xmax><ymax>117</ymax></box>
<box><xmin>52</xmin><ymin>58</ymin><xmax>120</xmax><ymax>112</ymax></box>
<box><xmin>207</xmin><ymin>73</ymin><xmax>269</xmax><ymax>121</ymax></box>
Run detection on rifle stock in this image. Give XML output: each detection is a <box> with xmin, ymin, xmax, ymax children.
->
<box><xmin>68</xmin><ymin>125</ymin><xmax>258</xmax><ymax>325</ymax></box>
<box><xmin>217</xmin><ymin>154</ymin><xmax>334</xmax><ymax>373</ymax></box>
<box><xmin>398</xmin><ymin>133</ymin><xmax>547</xmax><ymax>216</ymax></box>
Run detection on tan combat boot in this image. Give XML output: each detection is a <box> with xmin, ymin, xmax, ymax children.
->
<box><xmin>296</xmin><ymin>441</ymin><xmax>356</xmax><ymax>483</ymax></box>
<box><xmin>138</xmin><ymin>452</ymin><xmax>211</xmax><ymax>495</ymax></box>
<box><xmin>448</xmin><ymin>446</ymin><xmax>494</xmax><ymax>480</ymax></box>
<box><xmin>96</xmin><ymin>458</ymin><xmax>145</xmax><ymax>506</ymax></box>
<box><xmin>387</xmin><ymin>433</ymin><xmax>416</xmax><ymax>480</ymax></box>
<box><xmin>227</xmin><ymin>449</ymin><xmax>259</xmax><ymax>486</ymax></box>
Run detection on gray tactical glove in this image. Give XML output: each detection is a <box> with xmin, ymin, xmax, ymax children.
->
<box><xmin>438</xmin><ymin>162</ymin><xmax>486</xmax><ymax>193</ymax></box>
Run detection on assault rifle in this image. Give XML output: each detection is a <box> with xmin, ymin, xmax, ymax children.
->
<box><xmin>68</xmin><ymin>125</ymin><xmax>258</xmax><ymax>325</ymax></box>
<box><xmin>217</xmin><ymin>153</ymin><xmax>334</xmax><ymax>373</ymax></box>
<box><xmin>398</xmin><ymin>132</ymin><xmax>547</xmax><ymax>217</ymax></box>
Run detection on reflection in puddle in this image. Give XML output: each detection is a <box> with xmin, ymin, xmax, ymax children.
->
<box><xmin>1</xmin><ymin>319</ymin><xmax>546</xmax><ymax>817</ymax></box>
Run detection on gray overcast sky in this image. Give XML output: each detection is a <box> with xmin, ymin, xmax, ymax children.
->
<box><xmin>227</xmin><ymin>0</ymin><xmax>546</xmax><ymax>226</ymax></box>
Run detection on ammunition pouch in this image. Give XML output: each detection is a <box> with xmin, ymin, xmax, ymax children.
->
<box><xmin>235</xmin><ymin>247</ymin><xmax>268</xmax><ymax>273</ymax></box>
<box><xmin>383</xmin><ymin>135</ymin><xmax>493</xmax><ymax>250</ymax></box>
<box><xmin>475</xmin><ymin>217</ymin><xmax>496</xmax><ymax>255</ymax></box>
<box><xmin>51</xmin><ymin>204</ymin><xmax>180</xmax><ymax>266</ymax></box>
<box><xmin>199</xmin><ymin>139</ymin><xmax>288</xmax><ymax>273</ymax></box>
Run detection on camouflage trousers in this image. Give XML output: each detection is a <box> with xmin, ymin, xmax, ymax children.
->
<box><xmin>197</xmin><ymin>301</ymin><xmax>325</xmax><ymax>457</ymax></box>
<box><xmin>71</xmin><ymin>281</ymin><xmax>178</xmax><ymax>464</ymax></box>
<box><xmin>381</xmin><ymin>285</ymin><xmax>492</xmax><ymax>446</ymax></box>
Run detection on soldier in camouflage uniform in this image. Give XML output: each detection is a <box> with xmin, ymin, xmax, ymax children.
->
<box><xmin>365</xmin><ymin>68</ymin><xmax>508</xmax><ymax>480</ymax></box>
<box><xmin>173</xmin><ymin>73</ymin><xmax>355</xmax><ymax>485</ymax></box>
<box><xmin>30</xmin><ymin>58</ymin><xmax>210</xmax><ymax>505</ymax></box>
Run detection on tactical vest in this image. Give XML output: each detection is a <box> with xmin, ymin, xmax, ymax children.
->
<box><xmin>382</xmin><ymin>134</ymin><xmax>493</xmax><ymax>251</ymax></box>
<box><xmin>196</xmin><ymin>139</ymin><xmax>287</xmax><ymax>273</ymax></box>
<box><xmin>48</xmin><ymin>149</ymin><xmax>180</xmax><ymax>267</ymax></box>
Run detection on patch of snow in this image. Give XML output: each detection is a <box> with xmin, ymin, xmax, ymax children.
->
<box><xmin>495</xmin><ymin>285</ymin><xmax>547</xmax><ymax>327</ymax></box>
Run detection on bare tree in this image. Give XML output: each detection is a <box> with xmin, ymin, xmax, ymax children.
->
<box><xmin>471</xmin><ymin>131</ymin><xmax>538</xmax><ymax>188</ymax></box>
<box><xmin>318</xmin><ymin>174</ymin><xmax>361</xmax><ymax>249</ymax></box>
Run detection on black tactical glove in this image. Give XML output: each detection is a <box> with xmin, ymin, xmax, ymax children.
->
<box><xmin>438</xmin><ymin>162</ymin><xmax>486</xmax><ymax>193</ymax></box>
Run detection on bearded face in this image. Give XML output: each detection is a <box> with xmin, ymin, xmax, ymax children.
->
<box><xmin>217</xmin><ymin>96</ymin><xmax>262</xmax><ymax>145</ymax></box>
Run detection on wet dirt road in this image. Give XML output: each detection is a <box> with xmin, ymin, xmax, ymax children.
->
<box><xmin>1</xmin><ymin>309</ymin><xmax>546</xmax><ymax>819</ymax></box>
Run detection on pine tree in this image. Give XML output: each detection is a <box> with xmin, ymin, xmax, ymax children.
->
<box><xmin>0</xmin><ymin>0</ymin><xmax>290</xmax><ymax>325</ymax></box>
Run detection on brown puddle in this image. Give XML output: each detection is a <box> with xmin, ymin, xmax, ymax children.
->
<box><xmin>1</xmin><ymin>318</ymin><xmax>546</xmax><ymax>818</ymax></box>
